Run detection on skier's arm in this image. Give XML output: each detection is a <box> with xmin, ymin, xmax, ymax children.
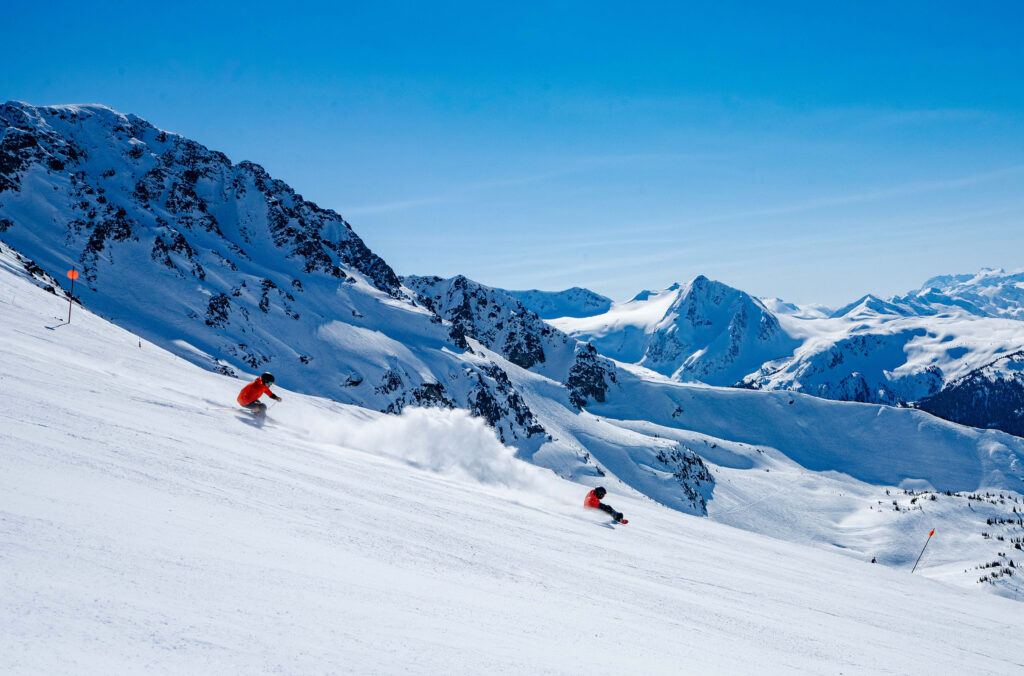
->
<box><xmin>262</xmin><ymin>384</ymin><xmax>282</xmax><ymax>401</ymax></box>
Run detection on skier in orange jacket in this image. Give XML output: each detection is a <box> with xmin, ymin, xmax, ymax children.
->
<box><xmin>584</xmin><ymin>486</ymin><xmax>626</xmax><ymax>523</ymax></box>
<box><xmin>237</xmin><ymin>372</ymin><xmax>281</xmax><ymax>418</ymax></box>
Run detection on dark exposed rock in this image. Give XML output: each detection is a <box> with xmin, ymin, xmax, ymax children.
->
<box><xmin>566</xmin><ymin>343</ymin><xmax>614</xmax><ymax>409</ymax></box>
<box><xmin>375</xmin><ymin>370</ymin><xmax>404</xmax><ymax>396</ymax></box>
<box><xmin>205</xmin><ymin>293</ymin><xmax>231</xmax><ymax>327</ymax></box>
<box><xmin>403</xmin><ymin>274</ymin><xmax>559</xmax><ymax>370</ymax></box>
<box><xmin>655</xmin><ymin>445</ymin><xmax>714</xmax><ymax>514</ymax></box>
<box><xmin>468</xmin><ymin>364</ymin><xmax>546</xmax><ymax>443</ymax></box>
<box><xmin>412</xmin><ymin>382</ymin><xmax>455</xmax><ymax>409</ymax></box>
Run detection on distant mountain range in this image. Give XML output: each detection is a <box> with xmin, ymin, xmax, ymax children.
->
<box><xmin>518</xmin><ymin>269</ymin><xmax>1024</xmax><ymax>437</ymax></box>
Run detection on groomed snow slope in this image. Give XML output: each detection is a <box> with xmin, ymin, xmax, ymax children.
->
<box><xmin>3</xmin><ymin>270</ymin><xmax>1024</xmax><ymax>674</ymax></box>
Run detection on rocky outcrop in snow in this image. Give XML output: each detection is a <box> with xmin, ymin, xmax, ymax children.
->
<box><xmin>403</xmin><ymin>274</ymin><xmax>574</xmax><ymax>373</ymax></box>
<box><xmin>565</xmin><ymin>342</ymin><xmax>616</xmax><ymax>409</ymax></box>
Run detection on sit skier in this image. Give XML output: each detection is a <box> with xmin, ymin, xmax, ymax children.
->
<box><xmin>237</xmin><ymin>372</ymin><xmax>282</xmax><ymax>419</ymax></box>
<box><xmin>584</xmin><ymin>486</ymin><xmax>627</xmax><ymax>524</ymax></box>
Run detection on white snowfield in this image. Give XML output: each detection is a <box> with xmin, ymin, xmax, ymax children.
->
<box><xmin>3</xmin><ymin>248</ymin><xmax>1024</xmax><ymax>674</ymax></box>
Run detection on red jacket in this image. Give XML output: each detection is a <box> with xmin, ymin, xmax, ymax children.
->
<box><xmin>237</xmin><ymin>377</ymin><xmax>274</xmax><ymax>405</ymax></box>
<box><xmin>584</xmin><ymin>490</ymin><xmax>601</xmax><ymax>509</ymax></box>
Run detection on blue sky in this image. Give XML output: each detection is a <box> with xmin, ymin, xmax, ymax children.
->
<box><xmin>5</xmin><ymin>1</ymin><xmax>1023</xmax><ymax>306</ymax></box>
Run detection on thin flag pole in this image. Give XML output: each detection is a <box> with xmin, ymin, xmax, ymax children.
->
<box><xmin>66</xmin><ymin>269</ymin><xmax>79</xmax><ymax>323</ymax></box>
<box><xmin>911</xmin><ymin>529</ymin><xmax>936</xmax><ymax>573</ymax></box>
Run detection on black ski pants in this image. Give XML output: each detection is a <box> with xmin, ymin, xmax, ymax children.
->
<box><xmin>598</xmin><ymin>502</ymin><xmax>623</xmax><ymax>521</ymax></box>
<box><xmin>242</xmin><ymin>401</ymin><xmax>267</xmax><ymax>418</ymax></box>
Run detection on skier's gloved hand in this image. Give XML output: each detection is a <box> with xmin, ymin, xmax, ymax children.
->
<box><xmin>272</xmin><ymin>394</ymin><xmax>282</xmax><ymax>401</ymax></box>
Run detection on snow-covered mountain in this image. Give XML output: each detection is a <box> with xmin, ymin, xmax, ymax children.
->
<box><xmin>6</xmin><ymin>100</ymin><xmax>1024</xmax><ymax>606</ymax></box>
<box><xmin>550</xmin><ymin>276</ymin><xmax>800</xmax><ymax>386</ymax></box>
<box><xmin>738</xmin><ymin>275</ymin><xmax>1024</xmax><ymax>436</ymax></box>
<box><xmin>832</xmin><ymin>268</ymin><xmax>1024</xmax><ymax>320</ymax></box>
<box><xmin>759</xmin><ymin>296</ymin><xmax>832</xmax><ymax>319</ymax></box>
<box><xmin>829</xmin><ymin>293</ymin><xmax>917</xmax><ymax>319</ymax></box>
<box><xmin>0</xmin><ymin>103</ymin><xmax>548</xmax><ymax>448</ymax></box>
<box><xmin>758</xmin><ymin>270</ymin><xmax>1024</xmax><ymax>433</ymax></box>
<box><xmin>5</xmin><ymin>263</ymin><xmax>1024</xmax><ymax>672</ymax></box>
<box><xmin>741</xmin><ymin>312</ymin><xmax>1024</xmax><ymax>405</ymax></box>
<box><xmin>0</xmin><ymin>101</ymin><xmax>704</xmax><ymax>510</ymax></box>
<box><xmin>504</xmin><ymin>286</ymin><xmax>612</xmax><ymax>319</ymax></box>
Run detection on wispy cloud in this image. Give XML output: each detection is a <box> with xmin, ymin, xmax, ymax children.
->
<box><xmin>607</xmin><ymin>163</ymin><xmax>1024</xmax><ymax>239</ymax></box>
<box><xmin>342</xmin><ymin>151</ymin><xmax>718</xmax><ymax>216</ymax></box>
<box><xmin>342</xmin><ymin>168</ymin><xmax>570</xmax><ymax>216</ymax></box>
<box><xmin>714</xmin><ymin>164</ymin><xmax>1024</xmax><ymax>220</ymax></box>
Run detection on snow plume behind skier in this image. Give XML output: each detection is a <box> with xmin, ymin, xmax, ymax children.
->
<box><xmin>340</xmin><ymin>408</ymin><xmax>552</xmax><ymax>490</ymax></box>
<box><xmin>237</xmin><ymin>372</ymin><xmax>281</xmax><ymax>419</ymax></box>
<box><xmin>293</xmin><ymin>406</ymin><xmax>578</xmax><ymax>507</ymax></box>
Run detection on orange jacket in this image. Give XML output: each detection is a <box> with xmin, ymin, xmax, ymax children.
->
<box><xmin>237</xmin><ymin>377</ymin><xmax>275</xmax><ymax>405</ymax></box>
<box><xmin>584</xmin><ymin>489</ymin><xmax>601</xmax><ymax>509</ymax></box>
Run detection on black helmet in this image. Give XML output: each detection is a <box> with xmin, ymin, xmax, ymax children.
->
<box><xmin>261</xmin><ymin>372</ymin><xmax>275</xmax><ymax>385</ymax></box>
<box><xmin>594</xmin><ymin>486</ymin><xmax>607</xmax><ymax>499</ymax></box>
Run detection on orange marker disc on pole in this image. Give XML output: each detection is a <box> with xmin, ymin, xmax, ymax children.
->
<box><xmin>912</xmin><ymin>529</ymin><xmax>936</xmax><ymax>573</ymax></box>
<box><xmin>66</xmin><ymin>269</ymin><xmax>78</xmax><ymax>323</ymax></box>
